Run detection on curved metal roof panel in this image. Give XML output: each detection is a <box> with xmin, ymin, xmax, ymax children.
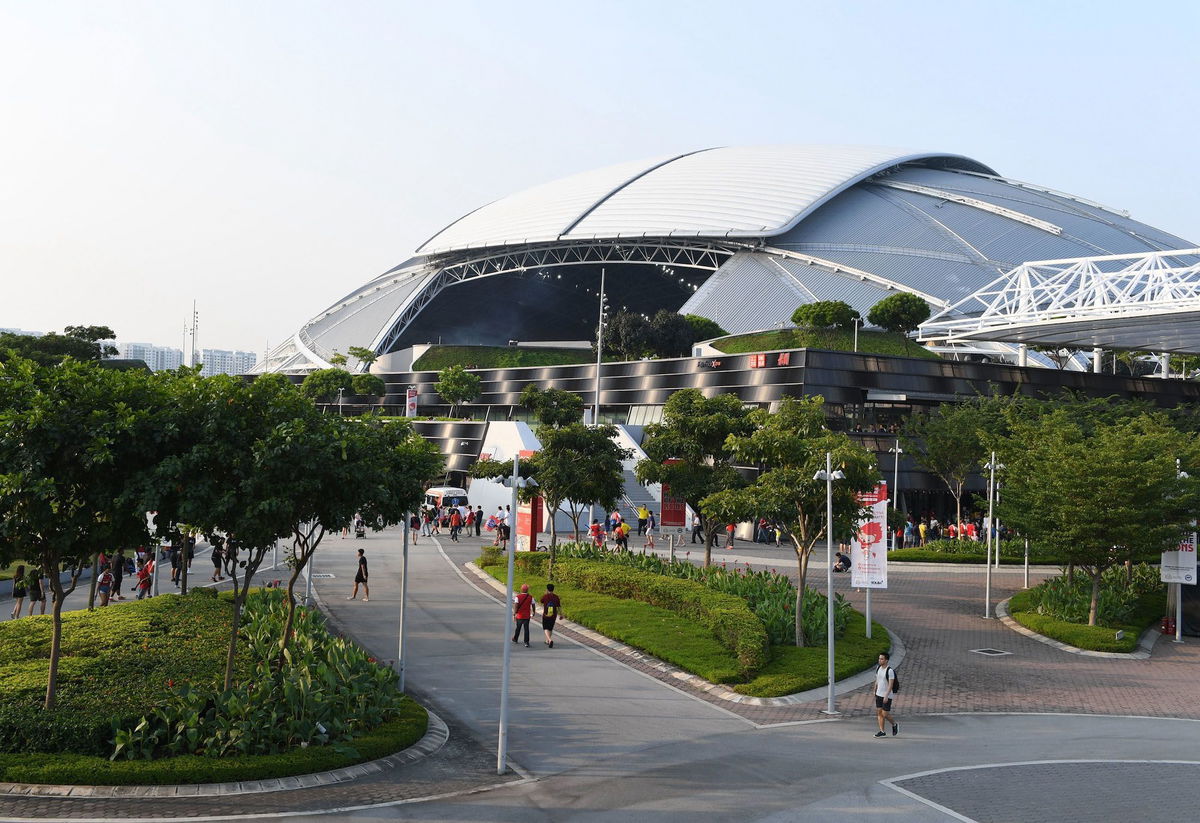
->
<box><xmin>418</xmin><ymin>145</ymin><xmax>995</xmax><ymax>255</ymax></box>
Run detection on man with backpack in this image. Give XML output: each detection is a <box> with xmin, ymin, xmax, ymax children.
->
<box><xmin>874</xmin><ymin>651</ymin><xmax>899</xmax><ymax>738</ymax></box>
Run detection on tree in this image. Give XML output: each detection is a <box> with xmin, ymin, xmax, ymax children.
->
<box><xmin>435</xmin><ymin>365</ymin><xmax>481</xmax><ymax>417</ymax></box>
<box><xmin>351</xmin><ymin>373</ymin><xmax>386</xmax><ymax>397</ymax></box>
<box><xmin>995</xmin><ymin>412</ymin><xmax>1200</xmax><ymax>625</ymax></box>
<box><xmin>521</xmin><ymin>385</ymin><xmax>584</xmax><ymax>427</ymax></box>
<box><xmin>791</xmin><ymin>300</ymin><xmax>859</xmax><ymax>330</ymax></box>
<box><xmin>684</xmin><ymin>314</ymin><xmax>728</xmax><ymax>343</ymax></box>
<box><xmin>0</xmin><ymin>325</ymin><xmax>118</xmax><ymax>365</ymax></box>
<box><xmin>636</xmin><ymin>390</ymin><xmax>756</xmax><ymax>567</ymax></box>
<box><xmin>649</xmin><ymin>310</ymin><xmax>695</xmax><ymax>358</ymax></box>
<box><xmin>605</xmin><ymin>311</ymin><xmax>653</xmax><ymax>360</ymax></box>
<box><xmin>300</xmin><ymin>368</ymin><xmax>355</xmax><ymax>402</ymax></box>
<box><xmin>867</xmin><ymin>293</ymin><xmax>931</xmax><ymax>352</ymax></box>
<box><xmin>347</xmin><ymin>345</ymin><xmax>378</xmax><ymax>371</ymax></box>
<box><xmin>0</xmin><ymin>358</ymin><xmax>174</xmax><ymax>708</ymax></box>
<box><xmin>902</xmin><ymin>400</ymin><xmax>993</xmax><ymax>534</ymax></box>
<box><xmin>701</xmin><ymin>397</ymin><xmax>878</xmax><ymax>646</ymax></box>
<box><xmin>328</xmin><ymin>351</ymin><xmax>348</xmax><ymax>366</ymax></box>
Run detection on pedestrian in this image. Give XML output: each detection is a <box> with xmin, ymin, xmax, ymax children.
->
<box><xmin>421</xmin><ymin>508</ymin><xmax>433</xmax><ymax>537</ymax></box>
<box><xmin>135</xmin><ymin>557</ymin><xmax>154</xmax><ymax>599</ymax></box>
<box><xmin>348</xmin><ymin>548</ymin><xmax>369</xmax><ymax>601</ymax></box>
<box><xmin>475</xmin><ymin>505</ymin><xmax>484</xmax><ymax>537</ymax></box>
<box><xmin>588</xmin><ymin>519</ymin><xmax>606</xmax><ymax>547</ymax></box>
<box><xmin>540</xmin><ymin>583</ymin><xmax>561</xmax><ymax>648</ymax></box>
<box><xmin>449</xmin><ymin>507</ymin><xmax>463</xmax><ymax>541</ymax></box>
<box><xmin>96</xmin><ymin>563</ymin><xmax>114</xmax><ymax>608</ymax></box>
<box><xmin>691</xmin><ymin>514</ymin><xmax>703</xmax><ymax>544</ymax></box>
<box><xmin>169</xmin><ymin>542</ymin><xmax>181</xmax><ymax>587</ymax></box>
<box><xmin>9</xmin><ymin>565</ymin><xmax>26</xmax><ymax>618</ymax></box>
<box><xmin>874</xmin><ymin>652</ymin><xmax>898</xmax><ymax>738</ymax></box>
<box><xmin>647</xmin><ymin>510</ymin><xmax>657</xmax><ymax>533</ymax></box>
<box><xmin>409</xmin><ymin>513</ymin><xmax>421</xmax><ymax>545</ymax></box>
<box><xmin>210</xmin><ymin>539</ymin><xmax>224</xmax><ymax>582</ymax></box>
<box><xmin>111</xmin><ymin>549</ymin><xmax>126</xmax><ymax>601</ymax></box>
<box><xmin>725</xmin><ymin>522</ymin><xmax>735</xmax><ymax>549</ymax></box>
<box><xmin>615</xmin><ymin>520</ymin><xmax>631</xmax><ymax>552</ymax></box>
<box><xmin>636</xmin><ymin>504</ymin><xmax>649</xmax><ymax>536</ymax></box>
<box><xmin>512</xmin><ymin>583</ymin><xmax>534</xmax><ymax>647</ymax></box>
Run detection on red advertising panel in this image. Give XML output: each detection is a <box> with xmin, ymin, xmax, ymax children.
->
<box><xmin>516</xmin><ymin>497</ymin><xmax>542</xmax><ymax>552</ymax></box>
<box><xmin>660</xmin><ymin>458</ymin><xmax>687</xmax><ymax>531</ymax></box>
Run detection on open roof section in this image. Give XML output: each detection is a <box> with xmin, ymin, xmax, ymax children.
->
<box><xmin>416</xmin><ymin>145</ymin><xmax>994</xmax><ymax>255</ymax></box>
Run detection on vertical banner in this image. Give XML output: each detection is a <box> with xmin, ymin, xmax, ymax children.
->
<box><xmin>516</xmin><ymin>497</ymin><xmax>543</xmax><ymax>552</ymax></box>
<box><xmin>405</xmin><ymin>387</ymin><xmax>419</xmax><ymax>418</ymax></box>
<box><xmin>851</xmin><ymin>482</ymin><xmax>889</xmax><ymax>589</ymax></box>
<box><xmin>1161</xmin><ymin>529</ymin><xmax>1197</xmax><ymax>585</ymax></box>
<box><xmin>659</xmin><ymin>458</ymin><xmax>687</xmax><ymax>535</ymax></box>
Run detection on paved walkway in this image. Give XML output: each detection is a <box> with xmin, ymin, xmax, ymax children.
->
<box><xmin>2</xmin><ymin>529</ymin><xmax>1197</xmax><ymax>822</ymax></box>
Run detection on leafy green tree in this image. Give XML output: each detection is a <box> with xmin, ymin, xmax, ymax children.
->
<box><xmin>328</xmin><ymin>351</ymin><xmax>348</xmax><ymax>366</ymax></box>
<box><xmin>867</xmin><ymin>293</ymin><xmax>931</xmax><ymax>352</ymax></box>
<box><xmin>351</xmin><ymin>373</ymin><xmax>386</xmax><ymax>397</ymax></box>
<box><xmin>300</xmin><ymin>368</ymin><xmax>355</xmax><ymax>402</ymax></box>
<box><xmin>636</xmin><ymin>389</ymin><xmax>756</xmax><ymax>566</ymax></box>
<box><xmin>435</xmin><ymin>365</ymin><xmax>481</xmax><ymax>417</ymax></box>
<box><xmin>605</xmin><ymin>311</ymin><xmax>653</xmax><ymax>360</ymax></box>
<box><xmin>791</xmin><ymin>300</ymin><xmax>860</xmax><ymax>330</ymax></box>
<box><xmin>902</xmin><ymin>400</ymin><xmax>993</xmax><ymax>533</ymax></box>
<box><xmin>347</xmin><ymin>345</ymin><xmax>379</xmax><ymax>370</ymax></box>
<box><xmin>995</xmin><ymin>413</ymin><xmax>1200</xmax><ymax>625</ymax></box>
<box><xmin>0</xmin><ymin>359</ymin><xmax>174</xmax><ymax>708</ymax></box>
<box><xmin>684</xmin><ymin>314</ymin><xmax>728</xmax><ymax>342</ymax></box>
<box><xmin>649</xmin><ymin>310</ymin><xmax>695</xmax><ymax>358</ymax></box>
<box><xmin>0</xmin><ymin>325</ymin><xmax>118</xmax><ymax>365</ymax></box>
<box><xmin>521</xmin><ymin>385</ymin><xmax>584</xmax><ymax>427</ymax></box>
<box><xmin>701</xmin><ymin>397</ymin><xmax>878</xmax><ymax>646</ymax></box>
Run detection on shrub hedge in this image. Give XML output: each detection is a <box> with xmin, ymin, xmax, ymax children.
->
<box><xmin>508</xmin><ymin>553</ymin><xmax>768</xmax><ymax>675</ymax></box>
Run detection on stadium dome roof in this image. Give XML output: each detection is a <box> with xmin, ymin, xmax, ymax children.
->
<box><xmin>417</xmin><ymin>145</ymin><xmax>995</xmax><ymax>254</ymax></box>
<box><xmin>255</xmin><ymin>145</ymin><xmax>1196</xmax><ymax>375</ymax></box>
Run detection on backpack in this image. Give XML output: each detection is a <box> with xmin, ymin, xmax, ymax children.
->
<box><xmin>888</xmin><ymin>667</ymin><xmax>900</xmax><ymax>694</ymax></box>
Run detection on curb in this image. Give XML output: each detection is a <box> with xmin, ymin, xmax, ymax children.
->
<box><xmin>464</xmin><ymin>560</ymin><xmax>901</xmax><ymax>707</ymax></box>
<box><xmin>0</xmin><ymin>709</ymin><xmax>449</xmax><ymax>799</ymax></box>
<box><xmin>996</xmin><ymin>597</ymin><xmax>1160</xmax><ymax>659</ymax></box>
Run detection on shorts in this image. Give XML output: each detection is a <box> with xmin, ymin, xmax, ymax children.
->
<box><xmin>354</xmin><ymin>573</ymin><xmax>367</xmax><ymax>584</ymax></box>
<box><xmin>542</xmin><ymin>616</ymin><xmax>557</xmax><ymax>632</ymax></box>
<box><xmin>875</xmin><ymin>695</ymin><xmax>893</xmax><ymax>710</ymax></box>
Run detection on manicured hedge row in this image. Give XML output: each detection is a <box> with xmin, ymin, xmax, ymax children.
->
<box><xmin>513</xmin><ymin>554</ymin><xmax>768</xmax><ymax>675</ymax></box>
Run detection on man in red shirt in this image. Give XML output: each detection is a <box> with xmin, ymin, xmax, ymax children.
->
<box><xmin>512</xmin><ymin>583</ymin><xmax>535</xmax><ymax>647</ymax></box>
<box><xmin>449</xmin><ymin>508</ymin><xmax>463</xmax><ymax>542</ymax></box>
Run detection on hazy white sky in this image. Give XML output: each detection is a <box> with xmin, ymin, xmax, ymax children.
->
<box><xmin>2</xmin><ymin>0</ymin><xmax>1197</xmax><ymax>354</ymax></box>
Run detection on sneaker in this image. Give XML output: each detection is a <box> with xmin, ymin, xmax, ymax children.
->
<box><xmin>892</xmin><ymin>723</ymin><xmax>898</xmax><ymax>736</ymax></box>
<box><xmin>362</xmin><ymin>598</ymin><xmax>369</xmax><ymax>602</ymax></box>
<box><xmin>524</xmin><ymin>643</ymin><xmax>530</xmax><ymax>647</ymax></box>
<box><xmin>874</xmin><ymin>731</ymin><xmax>886</xmax><ymax>738</ymax></box>
<box><xmin>347</xmin><ymin>596</ymin><xmax>355</xmax><ymax>600</ymax></box>
<box><xmin>548</xmin><ymin>640</ymin><xmax>553</xmax><ymax>648</ymax></box>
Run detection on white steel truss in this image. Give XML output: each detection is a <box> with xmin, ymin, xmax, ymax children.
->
<box><xmin>372</xmin><ymin>239</ymin><xmax>742</xmax><ymax>356</ymax></box>
<box><xmin>919</xmin><ymin>248</ymin><xmax>1200</xmax><ymax>354</ymax></box>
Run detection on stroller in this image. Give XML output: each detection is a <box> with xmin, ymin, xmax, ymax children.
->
<box><xmin>354</xmin><ymin>517</ymin><xmax>366</xmax><ymax>539</ymax></box>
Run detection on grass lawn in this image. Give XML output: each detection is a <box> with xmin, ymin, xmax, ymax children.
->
<box><xmin>412</xmin><ymin>345</ymin><xmax>596</xmax><ymax>371</ymax></box>
<box><xmin>483</xmin><ymin>562</ymin><xmax>888</xmax><ymax>696</ymax></box>
<box><xmin>712</xmin><ymin>328</ymin><xmax>940</xmax><ymax>359</ymax></box>
<box><xmin>1007</xmin><ymin>588</ymin><xmax>1166</xmax><ymax>653</ymax></box>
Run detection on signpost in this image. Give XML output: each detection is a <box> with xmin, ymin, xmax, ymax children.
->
<box><xmin>851</xmin><ymin>483</ymin><xmax>889</xmax><ymax>639</ymax></box>
<box><xmin>1161</xmin><ymin>529</ymin><xmax>1197</xmax><ymax>643</ymax></box>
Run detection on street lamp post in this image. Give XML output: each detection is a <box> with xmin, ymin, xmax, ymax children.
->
<box><xmin>814</xmin><ymin>452</ymin><xmax>845</xmax><ymax>715</ymax></box>
<box><xmin>397</xmin><ymin>510</ymin><xmax>411</xmax><ymax>693</ymax></box>
<box><xmin>852</xmin><ymin>317</ymin><xmax>862</xmax><ymax>352</ymax></box>
<box><xmin>1176</xmin><ymin>461</ymin><xmax>1189</xmax><ymax>644</ymax></box>
<box><xmin>888</xmin><ymin>440</ymin><xmax>903</xmax><ymax>551</ymax></box>
<box><xmin>589</xmin><ymin>268</ymin><xmax>607</xmax><ymax>526</ymax></box>
<box><xmin>496</xmin><ymin>456</ymin><xmax>536</xmax><ymax>774</ymax></box>
<box><xmin>983</xmin><ymin>452</ymin><xmax>1004</xmax><ymax>619</ymax></box>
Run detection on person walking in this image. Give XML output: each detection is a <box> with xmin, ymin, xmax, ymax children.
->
<box><xmin>348</xmin><ymin>548</ymin><xmax>369</xmax><ymax>601</ymax></box>
<box><xmin>96</xmin><ymin>564</ymin><xmax>114</xmax><ymax>608</ymax></box>
<box><xmin>540</xmin><ymin>583</ymin><xmax>561</xmax><ymax>648</ymax></box>
<box><xmin>873</xmin><ymin>652</ymin><xmax>898</xmax><ymax>738</ymax></box>
<box><xmin>210</xmin><ymin>539</ymin><xmax>224</xmax><ymax>582</ymax></box>
<box><xmin>474</xmin><ymin>505</ymin><xmax>484</xmax><ymax>537</ymax></box>
<box><xmin>691</xmin><ymin>514</ymin><xmax>703</xmax><ymax>544</ymax></box>
<box><xmin>725</xmin><ymin>522</ymin><xmax>736</xmax><ymax>549</ymax></box>
<box><xmin>111</xmin><ymin>549</ymin><xmax>127</xmax><ymax>601</ymax></box>
<box><xmin>409</xmin><ymin>513</ymin><xmax>421</xmax><ymax>545</ymax></box>
<box><xmin>135</xmin><ymin>557</ymin><xmax>154</xmax><ymax>600</ymax></box>
<box><xmin>9</xmin><ymin>565</ymin><xmax>27</xmax><ymax>619</ymax></box>
<box><xmin>449</xmin><ymin>507</ymin><xmax>463</xmax><ymax>542</ymax></box>
<box><xmin>636</xmin><ymin>505</ymin><xmax>649</xmax><ymax>536</ymax></box>
<box><xmin>512</xmin><ymin>583</ymin><xmax>535</xmax><ymax>647</ymax></box>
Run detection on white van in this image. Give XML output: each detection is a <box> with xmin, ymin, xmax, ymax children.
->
<box><xmin>424</xmin><ymin>486</ymin><xmax>469</xmax><ymax>508</ymax></box>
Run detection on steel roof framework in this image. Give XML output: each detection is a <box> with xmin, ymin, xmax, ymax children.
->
<box><xmin>919</xmin><ymin>248</ymin><xmax>1200</xmax><ymax>354</ymax></box>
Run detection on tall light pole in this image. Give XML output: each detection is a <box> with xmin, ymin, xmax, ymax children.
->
<box><xmin>497</xmin><ymin>454</ymin><xmax>537</xmax><ymax>774</ymax></box>
<box><xmin>814</xmin><ymin>452</ymin><xmax>845</xmax><ymax>714</ymax></box>
<box><xmin>888</xmin><ymin>440</ymin><xmax>903</xmax><ymax>551</ymax></box>
<box><xmin>1176</xmin><ymin>460</ymin><xmax>1189</xmax><ymax>643</ymax></box>
<box><xmin>397</xmin><ymin>510</ymin><xmax>411</xmax><ymax>693</ymax></box>
<box><xmin>983</xmin><ymin>452</ymin><xmax>1003</xmax><ymax>618</ymax></box>
<box><xmin>852</xmin><ymin>317</ymin><xmax>862</xmax><ymax>352</ymax></box>
<box><xmin>589</xmin><ymin>268</ymin><xmax>607</xmax><ymax>526</ymax></box>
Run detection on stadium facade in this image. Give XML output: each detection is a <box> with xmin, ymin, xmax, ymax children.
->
<box><xmin>254</xmin><ymin>144</ymin><xmax>1194</xmax><ymax>375</ymax></box>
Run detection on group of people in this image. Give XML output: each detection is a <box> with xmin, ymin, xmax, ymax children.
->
<box><xmin>416</xmin><ymin>504</ymin><xmax>486</xmax><ymax>543</ymax></box>
<box><xmin>587</xmin><ymin>507</ymin><xmax>658</xmax><ymax>551</ymax></box>
<box><xmin>900</xmin><ymin>516</ymin><xmax>1005</xmax><ymax>548</ymax></box>
<box><xmin>511</xmin><ymin>582</ymin><xmax>561</xmax><ymax>648</ymax></box>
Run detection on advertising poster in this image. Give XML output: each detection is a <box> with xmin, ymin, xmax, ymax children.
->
<box><xmin>1161</xmin><ymin>530</ymin><xmax>1197</xmax><ymax>585</ymax></box>
<box><xmin>851</xmin><ymin>482</ymin><xmax>889</xmax><ymax>589</ymax></box>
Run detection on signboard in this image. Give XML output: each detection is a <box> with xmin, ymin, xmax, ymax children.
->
<box><xmin>1161</xmin><ymin>530</ymin><xmax>1197</xmax><ymax>585</ymax></box>
<box><xmin>851</xmin><ymin>482</ymin><xmax>889</xmax><ymax>589</ymax></box>
<box><xmin>516</xmin><ymin>497</ymin><xmax>542</xmax><ymax>552</ymax></box>
<box><xmin>659</xmin><ymin>459</ymin><xmax>687</xmax><ymax>533</ymax></box>
<box><xmin>405</xmin><ymin>387</ymin><xmax>419</xmax><ymax>418</ymax></box>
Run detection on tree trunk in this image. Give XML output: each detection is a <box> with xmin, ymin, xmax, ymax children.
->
<box><xmin>222</xmin><ymin>552</ymin><xmax>262</xmax><ymax>690</ymax></box>
<box><xmin>702</xmin><ymin>517</ymin><xmax>716</xmax><ymax>567</ymax></box>
<box><xmin>793</xmin><ymin>543</ymin><xmax>807</xmax><ymax>648</ymax></box>
<box><xmin>44</xmin><ymin>564</ymin><xmax>64</xmax><ymax>710</ymax></box>
<box><xmin>1088</xmin><ymin>570</ymin><xmax>1102</xmax><ymax>626</ymax></box>
<box><xmin>281</xmin><ymin>559</ymin><xmax>305</xmax><ymax>661</ymax></box>
<box><xmin>87</xmin><ymin>554</ymin><xmax>99</xmax><ymax>610</ymax></box>
<box><xmin>280</xmin><ymin>526</ymin><xmax>323</xmax><ymax>658</ymax></box>
<box><xmin>180</xmin><ymin>540</ymin><xmax>189</xmax><ymax>596</ymax></box>
<box><xmin>953</xmin><ymin>488</ymin><xmax>963</xmax><ymax>540</ymax></box>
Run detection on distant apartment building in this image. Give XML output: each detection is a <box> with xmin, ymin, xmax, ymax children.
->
<box><xmin>117</xmin><ymin>342</ymin><xmax>184</xmax><ymax>371</ymax></box>
<box><xmin>198</xmin><ymin>349</ymin><xmax>257</xmax><ymax>377</ymax></box>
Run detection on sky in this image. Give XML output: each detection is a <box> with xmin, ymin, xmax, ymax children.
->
<box><xmin>2</xmin><ymin>0</ymin><xmax>1197</xmax><ymax>355</ymax></box>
